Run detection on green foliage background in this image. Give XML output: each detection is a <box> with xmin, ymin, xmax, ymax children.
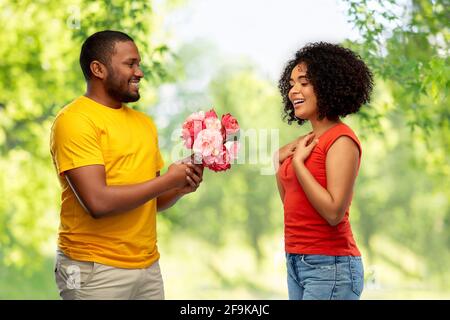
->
<box><xmin>0</xmin><ymin>0</ymin><xmax>448</xmax><ymax>299</ymax></box>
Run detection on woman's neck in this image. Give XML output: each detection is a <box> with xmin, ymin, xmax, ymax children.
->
<box><xmin>309</xmin><ymin>117</ymin><xmax>341</xmax><ymax>138</ymax></box>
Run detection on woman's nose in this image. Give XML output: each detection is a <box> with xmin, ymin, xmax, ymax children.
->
<box><xmin>290</xmin><ymin>83</ymin><xmax>301</xmax><ymax>93</ymax></box>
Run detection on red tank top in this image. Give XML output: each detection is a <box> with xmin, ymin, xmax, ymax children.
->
<box><xmin>279</xmin><ymin>123</ymin><xmax>362</xmax><ymax>256</ymax></box>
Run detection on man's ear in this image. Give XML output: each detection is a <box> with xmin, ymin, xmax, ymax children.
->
<box><xmin>90</xmin><ymin>60</ymin><xmax>107</xmax><ymax>80</ymax></box>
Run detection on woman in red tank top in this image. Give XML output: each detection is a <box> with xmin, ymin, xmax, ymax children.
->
<box><xmin>275</xmin><ymin>42</ymin><xmax>373</xmax><ymax>300</ymax></box>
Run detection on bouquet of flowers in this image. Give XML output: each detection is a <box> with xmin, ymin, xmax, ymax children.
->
<box><xmin>181</xmin><ymin>109</ymin><xmax>240</xmax><ymax>172</ymax></box>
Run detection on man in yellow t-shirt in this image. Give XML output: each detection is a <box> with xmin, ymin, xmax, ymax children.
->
<box><xmin>50</xmin><ymin>30</ymin><xmax>203</xmax><ymax>300</ymax></box>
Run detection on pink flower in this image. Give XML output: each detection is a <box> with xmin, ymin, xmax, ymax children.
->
<box><xmin>204</xmin><ymin>109</ymin><xmax>218</xmax><ymax>119</ymax></box>
<box><xmin>186</xmin><ymin>111</ymin><xmax>205</xmax><ymax>122</ymax></box>
<box><xmin>204</xmin><ymin>109</ymin><xmax>221</xmax><ymax>130</ymax></box>
<box><xmin>181</xmin><ymin>128</ymin><xmax>193</xmax><ymax>148</ymax></box>
<box><xmin>206</xmin><ymin>146</ymin><xmax>231</xmax><ymax>172</ymax></box>
<box><xmin>221</xmin><ymin>113</ymin><xmax>240</xmax><ymax>135</ymax></box>
<box><xmin>192</xmin><ymin>129</ymin><xmax>223</xmax><ymax>159</ymax></box>
<box><xmin>182</xmin><ymin>112</ymin><xmax>206</xmax><ymax>148</ymax></box>
<box><xmin>204</xmin><ymin>117</ymin><xmax>222</xmax><ymax>131</ymax></box>
<box><xmin>224</xmin><ymin>141</ymin><xmax>240</xmax><ymax>160</ymax></box>
<box><xmin>181</xmin><ymin>109</ymin><xmax>239</xmax><ymax>172</ymax></box>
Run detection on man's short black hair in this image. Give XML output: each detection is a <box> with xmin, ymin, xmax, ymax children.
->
<box><xmin>79</xmin><ymin>30</ymin><xmax>134</xmax><ymax>80</ymax></box>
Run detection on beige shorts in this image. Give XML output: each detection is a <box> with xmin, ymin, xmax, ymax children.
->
<box><xmin>54</xmin><ymin>249</ymin><xmax>164</xmax><ymax>300</ymax></box>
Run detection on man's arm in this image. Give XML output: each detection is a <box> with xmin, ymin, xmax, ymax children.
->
<box><xmin>65</xmin><ymin>162</ymin><xmax>191</xmax><ymax>219</ymax></box>
<box><xmin>156</xmin><ymin>164</ymin><xmax>203</xmax><ymax>211</ymax></box>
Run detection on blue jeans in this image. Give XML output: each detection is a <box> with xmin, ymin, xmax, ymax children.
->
<box><xmin>286</xmin><ymin>253</ymin><xmax>364</xmax><ymax>300</ymax></box>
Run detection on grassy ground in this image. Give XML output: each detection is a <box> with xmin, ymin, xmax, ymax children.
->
<box><xmin>1</xmin><ymin>232</ymin><xmax>448</xmax><ymax>299</ymax></box>
<box><xmin>159</xmin><ymin>232</ymin><xmax>450</xmax><ymax>300</ymax></box>
<box><xmin>0</xmin><ymin>258</ymin><xmax>59</xmax><ymax>299</ymax></box>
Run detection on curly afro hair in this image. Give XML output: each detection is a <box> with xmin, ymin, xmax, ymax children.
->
<box><xmin>278</xmin><ymin>42</ymin><xmax>373</xmax><ymax>126</ymax></box>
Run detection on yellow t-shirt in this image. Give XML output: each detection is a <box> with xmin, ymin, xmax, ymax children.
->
<box><xmin>50</xmin><ymin>96</ymin><xmax>164</xmax><ymax>269</ymax></box>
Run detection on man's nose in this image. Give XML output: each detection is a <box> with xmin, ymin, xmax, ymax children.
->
<box><xmin>135</xmin><ymin>66</ymin><xmax>144</xmax><ymax>78</ymax></box>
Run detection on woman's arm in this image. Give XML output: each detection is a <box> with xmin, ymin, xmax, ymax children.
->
<box><xmin>275</xmin><ymin>172</ymin><xmax>285</xmax><ymax>202</ymax></box>
<box><xmin>273</xmin><ymin>135</ymin><xmax>308</xmax><ymax>202</ymax></box>
<box><xmin>292</xmin><ymin>134</ymin><xmax>360</xmax><ymax>226</ymax></box>
<box><xmin>275</xmin><ymin>135</ymin><xmax>307</xmax><ymax>166</ymax></box>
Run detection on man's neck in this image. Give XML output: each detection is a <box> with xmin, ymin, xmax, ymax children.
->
<box><xmin>85</xmin><ymin>85</ymin><xmax>122</xmax><ymax>109</ymax></box>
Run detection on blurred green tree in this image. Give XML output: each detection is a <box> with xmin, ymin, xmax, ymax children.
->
<box><xmin>342</xmin><ymin>0</ymin><xmax>449</xmax><ymax>287</ymax></box>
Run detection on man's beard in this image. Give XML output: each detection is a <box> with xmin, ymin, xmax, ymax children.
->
<box><xmin>105</xmin><ymin>68</ymin><xmax>140</xmax><ymax>103</ymax></box>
